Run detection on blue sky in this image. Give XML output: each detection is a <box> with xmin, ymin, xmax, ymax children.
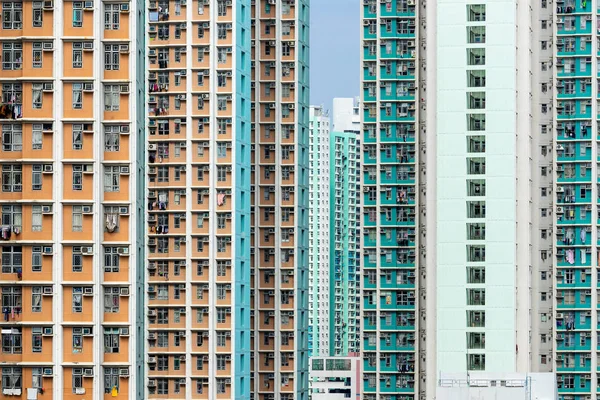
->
<box><xmin>310</xmin><ymin>0</ymin><xmax>360</xmax><ymax>113</ymax></box>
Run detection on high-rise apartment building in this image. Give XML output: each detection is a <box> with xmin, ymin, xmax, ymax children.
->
<box><xmin>144</xmin><ymin>1</ymin><xmax>309</xmax><ymax>400</ymax></box>
<box><xmin>308</xmin><ymin>102</ymin><xmax>360</xmax><ymax>359</ymax></box>
<box><xmin>360</xmin><ymin>0</ymin><xmax>573</xmax><ymax>399</ymax></box>
<box><xmin>308</xmin><ymin>106</ymin><xmax>330</xmax><ymax>357</ymax></box>
<box><xmin>360</xmin><ymin>0</ymin><xmax>423</xmax><ymax>398</ymax></box>
<box><xmin>329</xmin><ymin>129</ymin><xmax>360</xmax><ymax>357</ymax></box>
<box><xmin>0</xmin><ymin>0</ymin><xmax>145</xmax><ymax>399</ymax></box>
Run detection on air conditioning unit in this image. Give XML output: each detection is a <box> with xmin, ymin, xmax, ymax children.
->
<box><xmin>81</xmin><ymin>246</ymin><xmax>93</xmax><ymax>255</ymax></box>
<box><xmin>148</xmin><ymin>144</ymin><xmax>157</xmax><ymax>151</ymax></box>
<box><xmin>119</xmin><ymin>327</ymin><xmax>129</xmax><ymax>336</ymax></box>
<box><xmin>83</xmin><ymin>287</ymin><xmax>93</xmax><ymax>295</ymax></box>
<box><xmin>43</xmin><ymin>164</ymin><xmax>53</xmax><ymax>173</ymax></box>
<box><xmin>42</xmin><ymin>367</ymin><xmax>53</xmax><ymax>376</ymax></box>
<box><xmin>43</xmin><ymin>286</ymin><xmax>53</xmax><ymax>295</ymax></box>
<box><xmin>82</xmin><ymin>205</ymin><xmax>93</xmax><ymax>214</ymax></box>
<box><xmin>42</xmin><ymin>205</ymin><xmax>53</xmax><ymax>214</ymax></box>
<box><xmin>120</xmin><ymin>3</ymin><xmax>129</xmax><ymax>12</ymax></box>
<box><xmin>118</xmin><ymin>247</ymin><xmax>129</xmax><ymax>256</ymax></box>
<box><xmin>43</xmin><ymin>0</ymin><xmax>53</xmax><ymax>9</ymax></box>
<box><xmin>43</xmin><ymin>82</ymin><xmax>54</xmax><ymax>91</ymax></box>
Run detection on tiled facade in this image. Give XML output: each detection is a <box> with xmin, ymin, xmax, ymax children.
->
<box><xmin>144</xmin><ymin>0</ymin><xmax>308</xmax><ymax>399</ymax></box>
<box><xmin>0</xmin><ymin>0</ymin><xmax>144</xmax><ymax>398</ymax></box>
<box><xmin>361</xmin><ymin>0</ymin><xmax>421</xmax><ymax>398</ymax></box>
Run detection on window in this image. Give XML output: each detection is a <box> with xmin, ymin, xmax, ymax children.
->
<box><xmin>2</xmin><ymin>42</ymin><xmax>23</xmax><ymax>71</ymax></box>
<box><xmin>467</xmin><ymin>332</ymin><xmax>485</xmax><ymax>349</ymax></box>
<box><xmin>157</xmin><ymin>378</ymin><xmax>168</xmax><ymax>395</ymax></box>
<box><xmin>1</xmin><ymin>328</ymin><xmax>21</xmax><ymax>354</ymax></box>
<box><xmin>72</xmin><ymin>165</ymin><xmax>84</xmax><ymax>190</ymax></box>
<box><xmin>217</xmin><ymin>308</ymin><xmax>226</xmax><ymax>323</ymax></box>
<box><xmin>103</xmin><ymin>125</ymin><xmax>121</xmax><ymax>151</ymax></box>
<box><xmin>157</xmin><ymin>332</ymin><xmax>168</xmax><ymax>347</ymax></box>
<box><xmin>2</xmin><ymin>83</ymin><xmax>22</xmax><ymax>106</ymax></box>
<box><xmin>103</xmin><ymin>328</ymin><xmax>119</xmax><ymax>353</ymax></box>
<box><xmin>72</xmin><ymin>2</ymin><xmax>83</xmax><ymax>27</ymax></box>
<box><xmin>217</xmin><ymin>166</ymin><xmax>227</xmax><ymax>182</ymax></box>
<box><xmin>72</xmin><ymin>124</ymin><xmax>83</xmax><ymax>150</ymax></box>
<box><xmin>217</xmin><ymin>331</ymin><xmax>226</xmax><ymax>347</ymax></box>
<box><xmin>157</xmin><ymin>166</ymin><xmax>169</xmax><ymax>182</ymax></box>
<box><xmin>32</xmin><ymin>164</ymin><xmax>42</xmax><ymax>190</ymax></box>
<box><xmin>104</xmin><ymin>367</ymin><xmax>119</xmax><ymax>394</ymax></box>
<box><xmin>104</xmin><ymin>44</ymin><xmax>119</xmax><ymax>70</ymax></box>
<box><xmin>104</xmin><ymin>166</ymin><xmax>121</xmax><ymax>192</ymax></box>
<box><xmin>72</xmin><ymin>288</ymin><xmax>83</xmax><ymax>312</ymax></box>
<box><xmin>104</xmin><ymin>287</ymin><xmax>120</xmax><ymax>313</ymax></box>
<box><xmin>32</xmin><ymin>43</ymin><xmax>42</xmax><ymax>68</ymax></box>
<box><xmin>1</xmin><ymin>368</ymin><xmax>21</xmax><ymax>393</ymax></box>
<box><xmin>32</xmin><ymin>2</ymin><xmax>42</xmax><ymax>27</ymax></box>
<box><xmin>216</xmin><ymin>355</ymin><xmax>226</xmax><ymax>370</ymax></box>
<box><xmin>31</xmin><ymin>287</ymin><xmax>41</xmax><ymax>312</ymax></box>
<box><xmin>157</xmin><ymin>309</ymin><xmax>169</xmax><ymax>324</ymax></box>
<box><xmin>32</xmin><ymin>83</ymin><xmax>42</xmax><ymax>109</ymax></box>
<box><xmin>157</xmin><ymin>355</ymin><xmax>169</xmax><ymax>371</ymax></box>
<box><xmin>30</xmin><ymin>205</ymin><xmax>42</xmax><ymax>232</ymax></box>
<box><xmin>72</xmin><ymin>83</ymin><xmax>83</xmax><ymax>109</ymax></box>
<box><xmin>31</xmin><ymin>247</ymin><xmax>41</xmax><ymax>272</ymax></box>
<box><xmin>467</xmin><ymin>354</ymin><xmax>485</xmax><ymax>371</ymax></box>
<box><xmin>2</xmin><ymin>2</ymin><xmax>22</xmax><ymax>29</ymax></box>
<box><xmin>31</xmin><ymin>124</ymin><xmax>43</xmax><ymax>149</ymax></box>
<box><xmin>1</xmin><ymin>287</ymin><xmax>21</xmax><ymax>313</ymax></box>
<box><xmin>104</xmin><ymin>4</ymin><xmax>120</xmax><ymax>29</ymax></box>
<box><xmin>1</xmin><ymin>246</ymin><xmax>22</xmax><ymax>273</ymax></box>
<box><xmin>2</xmin><ymin>124</ymin><xmax>22</xmax><ymax>151</ymax></box>
<box><xmin>104</xmin><ymin>247</ymin><xmax>119</xmax><ymax>272</ymax></box>
<box><xmin>72</xmin><ymin>43</ymin><xmax>83</xmax><ymax>68</ymax></box>
<box><xmin>216</xmin><ymin>378</ymin><xmax>226</xmax><ymax>394</ymax></box>
<box><xmin>72</xmin><ymin>368</ymin><xmax>83</xmax><ymax>393</ymax></box>
<box><xmin>104</xmin><ymin>85</ymin><xmax>120</xmax><ymax>111</ymax></box>
<box><xmin>2</xmin><ymin>165</ymin><xmax>22</xmax><ymax>192</ymax></box>
<box><xmin>72</xmin><ymin>206</ymin><xmax>83</xmax><ymax>232</ymax></box>
<box><xmin>31</xmin><ymin>328</ymin><xmax>42</xmax><ymax>353</ymax></box>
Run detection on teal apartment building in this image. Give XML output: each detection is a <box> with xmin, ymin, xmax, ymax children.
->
<box><xmin>361</xmin><ymin>0</ymin><xmax>421</xmax><ymax>398</ymax></box>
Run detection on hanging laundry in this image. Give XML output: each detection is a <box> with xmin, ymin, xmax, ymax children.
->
<box><xmin>580</xmin><ymin>229</ymin><xmax>586</xmax><ymax>244</ymax></box>
<box><xmin>581</xmin><ymin>248</ymin><xmax>586</xmax><ymax>264</ymax></box>
<box><xmin>566</xmin><ymin>249</ymin><xmax>575</xmax><ymax>264</ymax></box>
<box><xmin>105</xmin><ymin>214</ymin><xmax>118</xmax><ymax>233</ymax></box>
<box><xmin>217</xmin><ymin>193</ymin><xmax>226</xmax><ymax>206</ymax></box>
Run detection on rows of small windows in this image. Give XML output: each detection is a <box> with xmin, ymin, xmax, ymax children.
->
<box><xmin>1</xmin><ymin>1</ymin><xmax>128</xmax><ymax>31</ymax></box>
<box><xmin>1</xmin><ymin>164</ymin><xmax>130</xmax><ymax>192</ymax></box>
<box><xmin>0</xmin><ymin>366</ymin><xmax>129</xmax><ymax>395</ymax></box>
<box><xmin>0</xmin><ymin>82</ymin><xmax>129</xmax><ymax>112</ymax></box>
<box><xmin>2</xmin><ymin>244</ymin><xmax>126</xmax><ymax>273</ymax></box>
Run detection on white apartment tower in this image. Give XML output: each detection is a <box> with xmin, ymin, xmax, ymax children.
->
<box><xmin>360</xmin><ymin>0</ymin><xmax>560</xmax><ymax>399</ymax></box>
